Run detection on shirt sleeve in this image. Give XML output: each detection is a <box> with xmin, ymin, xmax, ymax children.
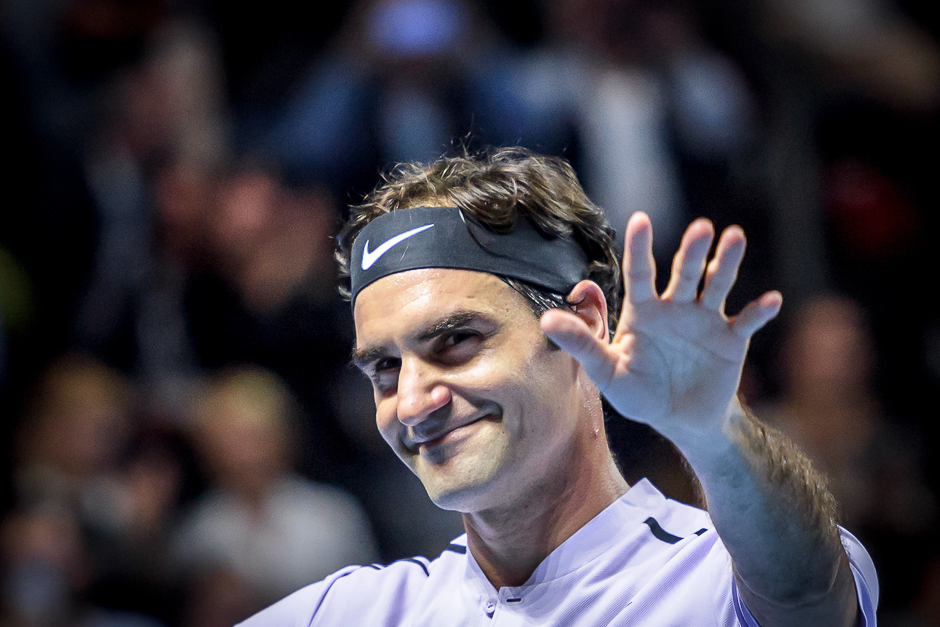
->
<box><xmin>732</xmin><ymin>527</ymin><xmax>880</xmax><ymax>627</ymax></box>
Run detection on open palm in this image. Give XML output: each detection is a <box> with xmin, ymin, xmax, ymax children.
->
<box><xmin>541</xmin><ymin>212</ymin><xmax>781</xmax><ymax>443</ymax></box>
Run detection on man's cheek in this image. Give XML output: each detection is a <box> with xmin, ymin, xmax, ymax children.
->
<box><xmin>375</xmin><ymin>414</ymin><xmax>399</xmax><ymax>449</ymax></box>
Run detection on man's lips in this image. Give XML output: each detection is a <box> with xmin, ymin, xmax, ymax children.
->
<box><xmin>409</xmin><ymin>413</ymin><xmax>497</xmax><ymax>450</ymax></box>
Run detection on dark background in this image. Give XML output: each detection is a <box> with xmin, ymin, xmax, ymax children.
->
<box><xmin>1</xmin><ymin>0</ymin><xmax>938</xmax><ymax>624</ymax></box>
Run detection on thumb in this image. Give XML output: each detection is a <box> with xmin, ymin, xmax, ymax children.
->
<box><xmin>541</xmin><ymin>309</ymin><xmax>617</xmax><ymax>388</ymax></box>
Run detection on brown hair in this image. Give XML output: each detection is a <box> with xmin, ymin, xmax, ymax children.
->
<box><xmin>336</xmin><ymin>147</ymin><xmax>622</xmax><ymax>329</ymax></box>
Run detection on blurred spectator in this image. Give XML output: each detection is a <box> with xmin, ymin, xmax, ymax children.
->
<box><xmin>15</xmin><ymin>355</ymin><xmax>133</xmax><ymax>517</ymax></box>
<box><xmin>0</xmin><ymin>0</ymin><xmax>166</xmax><ymax>152</ymax></box>
<box><xmin>265</xmin><ymin>0</ymin><xmax>497</xmax><ymax>195</ymax></box>
<box><xmin>11</xmin><ymin>355</ymin><xmax>184</xmax><ymax>620</ymax></box>
<box><xmin>544</xmin><ymin>0</ymin><xmax>683</xmax><ymax>249</ymax></box>
<box><xmin>172</xmin><ymin>366</ymin><xmax>378</xmax><ymax>609</ymax></box>
<box><xmin>178</xmin><ymin>566</ymin><xmax>259</xmax><ymax>627</ymax></box>
<box><xmin>202</xmin><ymin>167</ymin><xmax>337</xmax><ymax>314</ymax></box>
<box><xmin>819</xmin><ymin>148</ymin><xmax>933</xmax><ymax>429</ymax></box>
<box><xmin>182</xmin><ymin>166</ymin><xmax>356</xmax><ymax>479</ymax></box>
<box><xmin>739</xmin><ymin>0</ymin><xmax>940</xmax><ymax>308</ymax></box>
<box><xmin>0</xmin><ymin>504</ymin><xmax>164</xmax><ymax>627</ymax></box>
<box><xmin>541</xmin><ymin>0</ymin><xmax>760</xmax><ymax>253</ymax></box>
<box><xmin>758</xmin><ymin>294</ymin><xmax>937</xmax><ymax>622</ymax></box>
<box><xmin>131</xmin><ymin>157</ymin><xmax>216</xmax><ymax>421</ymax></box>
<box><xmin>73</xmin><ymin>18</ymin><xmax>231</xmax><ymax>374</ymax></box>
<box><xmin>824</xmin><ymin>157</ymin><xmax>921</xmax><ymax>262</ymax></box>
<box><xmin>759</xmin><ymin>0</ymin><xmax>940</xmax><ymax>111</ymax></box>
<box><xmin>7</xmin><ymin>353</ymin><xmax>179</xmax><ymax>625</ymax></box>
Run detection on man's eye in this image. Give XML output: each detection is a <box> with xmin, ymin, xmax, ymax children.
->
<box><xmin>442</xmin><ymin>331</ymin><xmax>478</xmax><ymax>348</ymax></box>
<box><xmin>439</xmin><ymin>330</ymin><xmax>487</xmax><ymax>355</ymax></box>
<box><xmin>374</xmin><ymin>357</ymin><xmax>401</xmax><ymax>373</ymax></box>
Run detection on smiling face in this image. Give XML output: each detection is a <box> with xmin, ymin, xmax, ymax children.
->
<box><xmin>353</xmin><ymin>269</ymin><xmax>593</xmax><ymax>513</ymax></box>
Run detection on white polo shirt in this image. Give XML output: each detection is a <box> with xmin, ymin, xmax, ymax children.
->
<box><xmin>239</xmin><ymin>479</ymin><xmax>879</xmax><ymax>626</ymax></box>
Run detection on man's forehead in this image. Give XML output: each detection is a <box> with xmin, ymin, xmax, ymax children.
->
<box><xmin>353</xmin><ymin>268</ymin><xmax>525</xmax><ymax>339</ymax></box>
<box><xmin>357</xmin><ymin>268</ymin><xmax>513</xmax><ymax>309</ymax></box>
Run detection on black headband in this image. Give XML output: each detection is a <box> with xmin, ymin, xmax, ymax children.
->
<box><xmin>349</xmin><ymin>206</ymin><xmax>590</xmax><ymax>307</ymax></box>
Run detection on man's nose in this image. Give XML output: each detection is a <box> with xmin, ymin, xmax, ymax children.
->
<box><xmin>396</xmin><ymin>357</ymin><xmax>451</xmax><ymax>426</ymax></box>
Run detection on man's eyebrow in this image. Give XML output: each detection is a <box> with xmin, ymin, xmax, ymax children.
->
<box><xmin>416</xmin><ymin>310</ymin><xmax>487</xmax><ymax>342</ymax></box>
<box><xmin>350</xmin><ymin>345</ymin><xmax>387</xmax><ymax>370</ymax></box>
<box><xmin>351</xmin><ymin>310</ymin><xmax>493</xmax><ymax>369</ymax></box>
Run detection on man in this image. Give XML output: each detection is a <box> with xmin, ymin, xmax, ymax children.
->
<box><xmin>240</xmin><ymin>148</ymin><xmax>877</xmax><ymax>626</ymax></box>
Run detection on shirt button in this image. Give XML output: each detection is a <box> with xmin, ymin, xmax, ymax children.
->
<box><xmin>484</xmin><ymin>600</ymin><xmax>496</xmax><ymax>613</ymax></box>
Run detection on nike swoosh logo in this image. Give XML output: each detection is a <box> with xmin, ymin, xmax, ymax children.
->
<box><xmin>362</xmin><ymin>224</ymin><xmax>435</xmax><ymax>270</ymax></box>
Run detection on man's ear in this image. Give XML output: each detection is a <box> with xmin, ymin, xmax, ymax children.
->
<box><xmin>565</xmin><ymin>280</ymin><xmax>609</xmax><ymax>341</ymax></box>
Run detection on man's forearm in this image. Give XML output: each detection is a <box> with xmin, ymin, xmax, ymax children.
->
<box><xmin>672</xmin><ymin>399</ymin><xmax>858</xmax><ymax>627</ymax></box>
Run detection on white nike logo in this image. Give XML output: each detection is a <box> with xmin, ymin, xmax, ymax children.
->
<box><xmin>361</xmin><ymin>224</ymin><xmax>435</xmax><ymax>270</ymax></box>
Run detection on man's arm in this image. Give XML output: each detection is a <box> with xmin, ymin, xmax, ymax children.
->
<box><xmin>684</xmin><ymin>399</ymin><xmax>858</xmax><ymax>626</ymax></box>
<box><xmin>541</xmin><ymin>212</ymin><xmax>860</xmax><ymax>627</ymax></box>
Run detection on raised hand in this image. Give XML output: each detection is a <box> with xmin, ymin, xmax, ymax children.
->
<box><xmin>541</xmin><ymin>212</ymin><xmax>781</xmax><ymax>444</ymax></box>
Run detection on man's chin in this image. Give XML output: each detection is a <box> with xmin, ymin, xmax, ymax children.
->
<box><xmin>407</xmin><ymin>429</ymin><xmax>512</xmax><ymax>512</ymax></box>
<box><xmin>417</xmin><ymin>466</ymin><xmax>504</xmax><ymax>513</ymax></box>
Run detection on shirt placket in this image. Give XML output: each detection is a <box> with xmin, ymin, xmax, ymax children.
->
<box><xmin>480</xmin><ymin>587</ymin><xmax>527</xmax><ymax>625</ymax></box>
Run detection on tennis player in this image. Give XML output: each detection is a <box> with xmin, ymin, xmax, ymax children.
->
<box><xmin>240</xmin><ymin>148</ymin><xmax>877</xmax><ymax>626</ymax></box>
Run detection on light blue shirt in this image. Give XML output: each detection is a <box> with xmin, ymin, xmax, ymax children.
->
<box><xmin>239</xmin><ymin>479</ymin><xmax>879</xmax><ymax>626</ymax></box>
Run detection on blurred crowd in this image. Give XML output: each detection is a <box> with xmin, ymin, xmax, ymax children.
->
<box><xmin>1</xmin><ymin>0</ymin><xmax>939</xmax><ymax>624</ymax></box>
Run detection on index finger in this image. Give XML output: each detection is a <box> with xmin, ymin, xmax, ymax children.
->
<box><xmin>623</xmin><ymin>212</ymin><xmax>657</xmax><ymax>305</ymax></box>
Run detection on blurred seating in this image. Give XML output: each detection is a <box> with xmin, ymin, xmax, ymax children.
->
<box><xmin>1</xmin><ymin>0</ymin><xmax>938</xmax><ymax>624</ymax></box>
<box><xmin>4</xmin><ymin>354</ymin><xmax>174</xmax><ymax>625</ymax></box>
<box><xmin>758</xmin><ymin>294</ymin><xmax>938</xmax><ymax>621</ymax></box>
<box><xmin>171</xmin><ymin>366</ymin><xmax>378</xmax><ymax>609</ymax></box>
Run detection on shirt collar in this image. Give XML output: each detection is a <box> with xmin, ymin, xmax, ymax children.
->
<box><xmin>461</xmin><ymin>479</ymin><xmax>667</xmax><ymax>595</ymax></box>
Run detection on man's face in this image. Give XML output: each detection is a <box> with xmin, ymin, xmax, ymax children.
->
<box><xmin>353</xmin><ymin>269</ymin><xmax>587</xmax><ymax>512</ymax></box>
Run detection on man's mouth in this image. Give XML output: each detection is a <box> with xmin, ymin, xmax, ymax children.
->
<box><xmin>410</xmin><ymin>412</ymin><xmax>499</xmax><ymax>451</ymax></box>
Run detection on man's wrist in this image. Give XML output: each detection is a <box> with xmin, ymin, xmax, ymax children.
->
<box><xmin>664</xmin><ymin>398</ymin><xmax>746</xmax><ymax>473</ymax></box>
